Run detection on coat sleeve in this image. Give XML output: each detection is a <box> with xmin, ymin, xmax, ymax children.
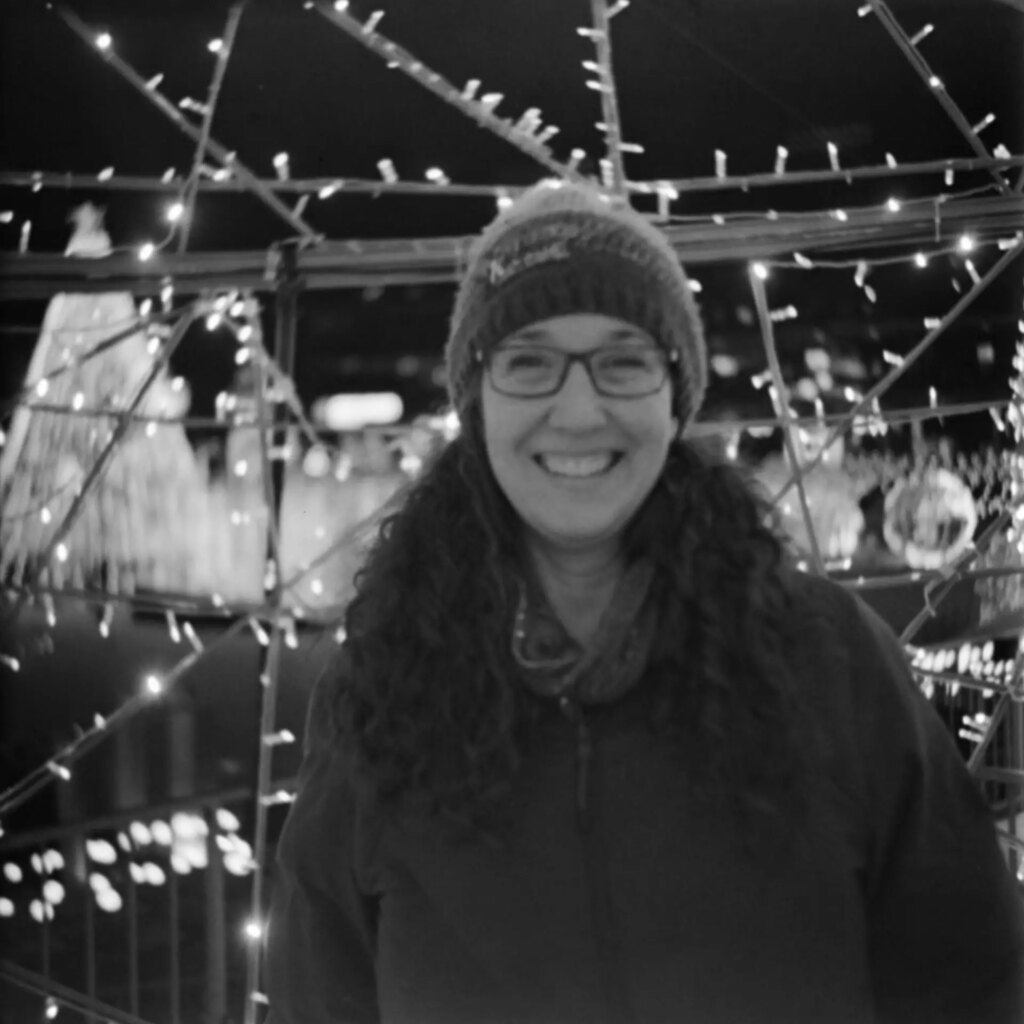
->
<box><xmin>850</xmin><ymin>596</ymin><xmax>1024</xmax><ymax>1024</ymax></box>
<box><xmin>265</xmin><ymin>660</ymin><xmax>380</xmax><ymax>1023</ymax></box>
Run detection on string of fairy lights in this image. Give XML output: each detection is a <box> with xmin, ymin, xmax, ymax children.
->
<box><xmin>309</xmin><ymin>0</ymin><xmax>587</xmax><ymax>185</ymax></box>
<box><xmin>3</xmin><ymin>152</ymin><xmax>1022</xmax><ymax>207</ymax></box>
<box><xmin>174</xmin><ymin>1</ymin><xmax>249</xmax><ymax>254</ymax></box>
<box><xmin>760</xmin><ymin>241</ymin><xmax>1023</xmax><ymax>507</ymax></box>
<box><xmin>55</xmin><ymin>5</ymin><xmax>321</xmax><ymax>247</ymax></box>
<box><xmin>1</xmin><ymin>1</ymin><xmax>1022</xmax><ymax>1020</ymax></box>
<box><xmin>861</xmin><ymin>0</ymin><xmax>1011</xmax><ymax>195</ymax></box>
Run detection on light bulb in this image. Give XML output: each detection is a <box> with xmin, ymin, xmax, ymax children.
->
<box><xmin>216</xmin><ymin>808</ymin><xmax>241</xmax><ymax>833</ymax></box>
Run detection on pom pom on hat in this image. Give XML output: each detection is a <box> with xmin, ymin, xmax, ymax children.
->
<box><xmin>444</xmin><ymin>180</ymin><xmax>707</xmax><ymax>427</ymax></box>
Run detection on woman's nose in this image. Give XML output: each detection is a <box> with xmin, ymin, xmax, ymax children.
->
<box><xmin>546</xmin><ymin>361</ymin><xmax>606</xmax><ymax>429</ymax></box>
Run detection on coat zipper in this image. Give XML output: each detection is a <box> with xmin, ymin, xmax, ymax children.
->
<box><xmin>560</xmin><ymin>694</ymin><xmax>635</xmax><ymax>1022</ymax></box>
<box><xmin>559</xmin><ymin>694</ymin><xmax>593</xmax><ymax>832</ymax></box>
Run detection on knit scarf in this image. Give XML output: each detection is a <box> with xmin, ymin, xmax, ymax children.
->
<box><xmin>511</xmin><ymin>558</ymin><xmax>658</xmax><ymax>706</ymax></box>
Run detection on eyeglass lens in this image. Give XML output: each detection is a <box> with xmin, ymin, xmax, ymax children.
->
<box><xmin>489</xmin><ymin>346</ymin><xmax>668</xmax><ymax>397</ymax></box>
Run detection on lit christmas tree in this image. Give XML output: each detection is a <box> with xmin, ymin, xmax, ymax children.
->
<box><xmin>0</xmin><ymin>204</ymin><xmax>214</xmax><ymax>595</ymax></box>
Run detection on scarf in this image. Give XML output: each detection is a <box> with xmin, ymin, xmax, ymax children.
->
<box><xmin>511</xmin><ymin>557</ymin><xmax>658</xmax><ymax>705</ymax></box>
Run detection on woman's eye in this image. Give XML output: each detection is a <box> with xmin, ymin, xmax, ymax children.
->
<box><xmin>503</xmin><ymin>350</ymin><xmax>556</xmax><ymax>371</ymax></box>
<box><xmin>601</xmin><ymin>351</ymin><xmax>653</xmax><ymax>371</ymax></box>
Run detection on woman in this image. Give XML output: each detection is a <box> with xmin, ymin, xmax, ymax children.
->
<box><xmin>266</xmin><ymin>181</ymin><xmax>1024</xmax><ymax>1023</ymax></box>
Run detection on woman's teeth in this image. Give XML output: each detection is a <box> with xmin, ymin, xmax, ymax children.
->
<box><xmin>536</xmin><ymin>453</ymin><xmax>618</xmax><ymax>478</ymax></box>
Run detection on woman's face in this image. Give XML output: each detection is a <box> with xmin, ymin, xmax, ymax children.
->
<box><xmin>480</xmin><ymin>313</ymin><xmax>676</xmax><ymax>559</ymax></box>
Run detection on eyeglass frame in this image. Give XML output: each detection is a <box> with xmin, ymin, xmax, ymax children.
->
<box><xmin>473</xmin><ymin>343</ymin><xmax>679</xmax><ymax>399</ymax></box>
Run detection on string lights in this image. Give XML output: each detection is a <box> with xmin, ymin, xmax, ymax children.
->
<box><xmin>0</xmin><ymin>618</ymin><xmax>246</xmax><ymax>822</ymax></box>
<box><xmin>56</xmin><ymin>7</ymin><xmax>320</xmax><ymax>242</ymax></box>
<box><xmin>742</xmin><ymin>232</ymin><xmax>1023</xmax><ymax>705</ymax></box>
<box><xmin>176</xmin><ymin>2</ymin><xmax>249</xmax><ymax>253</ymax></box>
<box><xmin>584</xmin><ymin>0</ymin><xmax>629</xmax><ymax>196</ymax></box>
<box><xmin>767</xmin><ymin>236</ymin><xmax>1024</xmax><ymax>510</ymax></box>
<box><xmin>5</xmin><ymin>152</ymin><xmax>1021</xmax><ymax>205</ymax></box>
<box><xmin>311</xmin><ymin>0</ymin><xmax>585</xmax><ymax>184</ymax></box>
<box><xmin>864</xmin><ymin>0</ymin><xmax>1011</xmax><ymax>196</ymax></box>
<box><xmin>3</xmin><ymin>194</ymin><xmax>1017</xmax><ymax>305</ymax></box>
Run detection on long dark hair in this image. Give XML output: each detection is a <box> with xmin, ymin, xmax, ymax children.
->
<box><xmin>334</xmin><ymin>402</ymin><xmax>812</xmax><ymax>834</ymax></box>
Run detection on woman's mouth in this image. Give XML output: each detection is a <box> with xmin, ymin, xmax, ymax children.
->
<box><xmin>533</xmin><ymin>452</ymin><xmax>623</xmax><ymax>478</ymax></box>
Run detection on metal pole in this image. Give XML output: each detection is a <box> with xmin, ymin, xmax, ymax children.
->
<box><xmin>203</xmin><ymin>806</ymin><xmax>228</xmax><ymax>1022</ymax></box>
<box><xmin>748</xmin><ymin>266</ymin><xmax>826</xmax><ymax>574</ymax></box>
<box><xmin>40</xmin><ymin>850</ymin><xmax>51</xmax><ymax>979</ymax></box>
<box><xmin>169</xmin><ymin>866</ymin><xmax>181</xmax><ymax>1024</ymax></box>
<box><xmin>866</xmin><ymin>0</ymin><xmax>1010</xmax><ymax>196</ymax></box>
<box><xmin>177</xmin><ymin>2</ymin><xmax>248</xmax><ymax>252</ymax></box>
<box><xmin>84</xmin><ymin>853</ymin><xmax>98</xmax><ymax>1024</ymax></box>
<box><xmin>127</xmin><ymin>851</ymin><xmax>139</xmax><ymax>1017</ymax></box>
<box><xmin>588</xmin><ymin>0</ymin><xmax>627</xmax><ymax>195</ymax></box>
<box><xmin>1012</xmin><ymin>699</ymin><xmax>1024</xmax><ymax>876</ymax></box>
<box><xmin>1</xmin><ymin>959</ymin><xmax>158</xmax><ymax>1024</ymax></box>
<box><xmin>243</xmin><ymin>245</ymin><xmax>301</xmax><ymax>1024</ymax></box>
<box><xmin>2</xmin><ymin>153</ymin><xmax>1023</xmax><ymax>198</ymax></box>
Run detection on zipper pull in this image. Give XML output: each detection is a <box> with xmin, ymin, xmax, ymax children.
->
<box><xmin>559</xmin><ymin>695</ymin><xmax>593</xmax><ymax>832</ymax></box>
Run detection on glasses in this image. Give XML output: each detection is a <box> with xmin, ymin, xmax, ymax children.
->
<box><xmin>479</xmin><ymin>344</ymin><xmax>676</xmax><ymax>398</ymax></box>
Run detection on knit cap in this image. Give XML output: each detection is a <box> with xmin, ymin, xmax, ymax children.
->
<box><xmin>445</xmin><ymin>180</ymin><xmax>707</xmax><ymax>426</ymax></box>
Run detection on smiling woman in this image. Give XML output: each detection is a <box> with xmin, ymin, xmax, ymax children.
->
<box><xmin>266</xmin><ymin>181</ymin><xmax>1024</xmax><ymax>1024</ymax></box>
<box><xmin>480</xmin><ymin>313</ymin><xmax>677</xmax><ymax>605</ymax></box>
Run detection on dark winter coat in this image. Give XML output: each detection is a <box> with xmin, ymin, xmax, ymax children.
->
<box><xmin>266</xmin><ymin>573</ymin><xmax>1024</xmax><ymax>1023</ymax></box>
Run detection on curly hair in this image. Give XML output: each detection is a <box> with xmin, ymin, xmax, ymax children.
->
<box><xmin>334</xmin><ymin>404</ymin><xmax>815</xmax><ymax>839</ymax></box>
